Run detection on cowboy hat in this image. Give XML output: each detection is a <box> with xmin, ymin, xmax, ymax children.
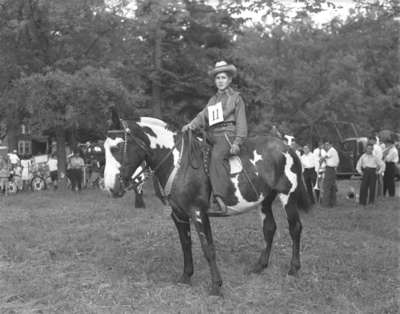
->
<box><xmin>208</xmin><ymin>61</ymin><xmax>237</xmax><ymax>78</ymax></box>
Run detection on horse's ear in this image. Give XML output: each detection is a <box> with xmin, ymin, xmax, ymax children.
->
<box><xmin>109</xmin><ymin>106</ymin><xmax>122</xmax><ymax>130</ymax></box>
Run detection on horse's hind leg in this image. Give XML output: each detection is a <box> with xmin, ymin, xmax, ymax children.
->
<box><xmin>190</xmin><ymin>209</ymin><xmax>222</xmax><ymax>296</ymax></box>
<box><xmin>252</xmin><ymin>191</ymin><xmax>277</xmax><ymax>274</ymax></box>
<box><xmin>284</xmin><ymin>196</ymin><xmax>303</xmax><ymax>276</ymax></box>
<box><xmin>171</xmin><ymin>211</ymin><xmax>193</xmax><ymax>285</ymax></box>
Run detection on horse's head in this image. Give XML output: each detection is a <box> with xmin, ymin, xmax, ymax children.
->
<box><xmin>103</xmin><ymin>108</ymin><xmax>150</xmax><ymax>197</ymax></box>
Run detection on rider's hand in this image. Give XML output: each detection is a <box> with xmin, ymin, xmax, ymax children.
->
<box><xmin>181</xmin><ymin>124</ymin><xmax>192</xmax><ymax>132</ymax></box>
<box><xmin>230</xmin><ymin>144</ymin><xmax>240</xmax><ymax>155</ymax></box>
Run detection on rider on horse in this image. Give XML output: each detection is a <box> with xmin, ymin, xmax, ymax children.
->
<box><xmin>182</xmin><ymin>61</ymin><xmax>247</xmax><ymax>213</ymax></box>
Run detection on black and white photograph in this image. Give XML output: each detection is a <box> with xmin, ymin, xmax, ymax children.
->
<box><xmin>0</xmin><ymin>0</ymin><xmax>398</xmax><ymax>313</ymax></box>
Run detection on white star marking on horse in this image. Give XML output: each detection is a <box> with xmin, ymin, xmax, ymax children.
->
<box><xmin>250</xmin><ymin>150</ymin><xmax>263</xmax><ymax>175</ymax></box>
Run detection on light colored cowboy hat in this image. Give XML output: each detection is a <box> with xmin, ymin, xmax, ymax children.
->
<box><xmin>208</xmin><ymin>61</ymin><xmax>237</xmax><ymax>78</ymax></box>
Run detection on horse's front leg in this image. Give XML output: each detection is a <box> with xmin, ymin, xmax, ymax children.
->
<box><xmin>191</xmin><ymin>208</ymin><xmax>222</xmax><ymax>296</ymax></box>
<box><xmin>171</xmin><ymin>210</ymin><xmax>193</xmax><ymax>285</ymax></box>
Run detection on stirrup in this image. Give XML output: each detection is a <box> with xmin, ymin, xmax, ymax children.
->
<box><xmin>208</xmin><ymin>196</ymin><xmax>227</xmax><ymax>214</ymax></box>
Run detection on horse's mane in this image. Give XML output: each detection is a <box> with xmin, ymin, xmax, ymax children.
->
<box><xmin>139</xmin><ymin>117</ymin><xmax>177</xmax><ymax>132</ymax></box>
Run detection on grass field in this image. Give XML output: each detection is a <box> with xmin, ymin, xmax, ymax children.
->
<box><xmin>0</xmin><ymin>180</ymin><xmax>399</xmax><ymax>314</ymax></box>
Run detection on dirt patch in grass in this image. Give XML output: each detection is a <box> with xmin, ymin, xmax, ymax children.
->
<box><xmin>0</xmin><ymin>181</ymin><xmax>399</xmax><ymax>313</ymax></box>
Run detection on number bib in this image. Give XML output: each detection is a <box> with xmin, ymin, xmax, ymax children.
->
<box><xmin>207</xmin><ymin>102</ymin><xmax>224</xmax><ymax>126</ymax></box>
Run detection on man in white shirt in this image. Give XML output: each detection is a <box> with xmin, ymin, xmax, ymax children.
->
<box><xmin>301</xmin><ymin>144</ymin><xmax>317</xmax><ymax>204</ymax></box>
<box><xmin>47</xmin><ymin>153</ymin><xmax>58</xmax><ymax>190</ymax></box>
<box><xmin>321</xmin><ymin>140</ymin><xmax>340</xmax><ymax>207</ymax></box>
<box><xmin>382</xmin><ymin>139</ymin><xmax>399</xmax><ymax>197</ymax></box>
<box><xmin>313</xmin><ymin>140</ymin><xmax>327</xmax><ymax>203</ymax></box>
<box><xmin>356</xmin><ymin>143</ymin><xmax>384</xmax><ymax>206</ymax></box>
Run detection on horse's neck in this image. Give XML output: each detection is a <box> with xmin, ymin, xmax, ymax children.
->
<box><xmin>139</xmin><ymin>122</ymin><xmax>179</xmax><ymax>187</ymax></box>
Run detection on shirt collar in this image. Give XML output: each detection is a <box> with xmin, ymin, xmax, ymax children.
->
<box><xmin>217</xmin><ymin>87</ymin><xmax>233</xmax><ymax>96</ymax></box>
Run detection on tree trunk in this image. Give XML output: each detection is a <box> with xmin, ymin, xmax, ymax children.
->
<box><xmin>6</xmin><ymin>121</ymin><xmax>19</xmax><ymax>151</ymax></box>
<box><xmin>55</xmin><ymin>127</ymin><xmax>68</xmax><ymax>190</ymax></box>
<box><xmin>152</xmin><ymin>24</ymin><xmax>162</xmax><ymax>118</ymax></box>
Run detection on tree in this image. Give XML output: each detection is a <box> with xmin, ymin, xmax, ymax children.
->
<box><xmin>0</xmin><ymin>67</ymin><xmax>135</xmax><ymax>188</ymax></box>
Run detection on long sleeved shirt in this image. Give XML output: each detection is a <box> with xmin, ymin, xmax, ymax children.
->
<box><xmin>383</xmin><ymin>146</ymin><xmax>399</xmax><ymax>163</ymax></box>
<box><xmin>189</xmin><ymin>87</ymin><xmax>247</xmax><ymax>145</ymax></box>
<box><xmin>356</xmin><ymin>153</ymin><xmax>384</xmax><ymax>175</ymax></box>
<box><xmin>325</xmin><ymin>147</ymin><xmax>340</xmax><ymax>167</ymax></box>
<box><xmin>301</xmin><ymin>152</ymin><xmax>316</xmax><ymax>169</ymax></box>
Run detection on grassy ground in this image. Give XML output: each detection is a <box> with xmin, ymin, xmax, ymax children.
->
<box><xmin>0</xmin><ymin>180</ymin><xmax>399</xmax><ymax>314</ymax></box>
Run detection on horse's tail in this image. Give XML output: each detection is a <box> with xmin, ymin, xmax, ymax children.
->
<box><xmin>295</xmin><ymin>175</ymin><xmax>312</xmax><ymax>212</ymax></box>
<box><xmin>291</xmin><ymin>150</ymin><xmax>312</xmax><ymax>213</ymax></box>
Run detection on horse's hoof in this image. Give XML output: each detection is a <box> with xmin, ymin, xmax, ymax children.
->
<box><xmin>250</xmin><ymin>262</ymin><xmax>267</xmax><ymax>274</ymax></box>
<box><xmin>288</xmin><ymin>265</ymin><xmax>300</xmax><ymax>276</ymax></box>
<box><xmin>177</xmin><ymin>275</ymin><xmax>191</xmax><ymax>286</ymax></box>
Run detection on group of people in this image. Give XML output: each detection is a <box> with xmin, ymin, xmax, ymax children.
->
<box><xmin>0</xmin><ymin>147</ymin><xmax>102</xmax><ymax>195</ymax></box>
<box><xmin>355</xmin><ymin>137</ymin><xmax>398</xmax><ymax>206</ymax></box>
<box><xmin>299</xmin><ymin>140</ymin><xmax>340</xmax><ymax>208</ymax></box>
<box><xmin>48</xmin><ymin>149</ymin><xmax>102</xmax><ymax>192</ymax></box>
<box><xmin>298</xmin><ymin>136</ymin><xmax>398</xmax><ymax>209</ymax></box>
<box><xmin>0</xmin><ymin>149</ymin><xmax>24</xmax><ymax>195</ymax></box>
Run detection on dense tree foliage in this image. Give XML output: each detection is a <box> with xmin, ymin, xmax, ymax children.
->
<box><xmin>0</xmin><ymin>0</ymin><xmax>398</xmax><ymax>149</ymax></box>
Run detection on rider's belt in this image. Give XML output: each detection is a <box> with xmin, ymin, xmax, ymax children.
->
<box><xmin>209</xmin><ymin>121</ymin><xmax>235</xmax><ymax>129</ymax></box>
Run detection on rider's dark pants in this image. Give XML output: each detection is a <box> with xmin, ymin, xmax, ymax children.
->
<box><xmin>208</xmin><ymin>130</ymin><xmax>235</xmax><ymax>204</ymax></box>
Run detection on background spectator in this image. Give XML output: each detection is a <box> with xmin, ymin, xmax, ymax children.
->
<box><xmin>382</xmin><ymin>139</ymin><xmax>399</xmax><ymax>197</ymax></box>
<box><xmin>68</xmin><ymin>149</ymin><xmax>85</xmax><ymax>191</ymax></box>
<box><xmin>8</xmin><ymin>149</ymin><xmax>20</xmax><ymax>169</ymax></box>
<box><xmin>47</xmin><ymin>153</ymin><xmax>58</xmax><ymax>190</ymax></box>
<box><xmin>322</xmin><ymin>140</ymin><xmax>340</xmax><ymax>207</ymax></box>
<box><xmin>0</xmin><ymin>155</ymin><xmax>10</xmax><ymax>196</ymax></box>
<box><xmin>21</xmin><ymin>158</ymin><xmax>32</xmax><ymax>191</ymax></box>
<box><xmin>356</xmin><ymin>143</ymin><xmax>384</xmax><ymax>207</ymax></box>
<box><xmin>301</xmin><ymin>144</ymin><xmax>317</xmax><ymax>204</ymax></box>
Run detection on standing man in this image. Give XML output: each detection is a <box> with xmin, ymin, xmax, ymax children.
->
<box><xmin>69</xmin><ymin>149</ymin><xmax>85</xmax><ymax>191</ymax></box>
<box><xmin>321</xmin><ymin>140</ymin><xmax>340</xmax><ymax>208</ymax></box>
<box><xmin>0</xmin><ymin>155</ymin><xmax>10</xmax><ymax>196</ymax></box>
<box><xmin>47</xmin><ymin>153</ymin><xmax>58</xmax><ymax>190</ymax></box>
<box><xmin>313</xmin><ymin>140</ymin><xmax>327</xmax><ymax>203</ymax></box>
<box><xmin>382</xmin><ymin>139</ymin><xmax>399</xmax><ymax>197</ymax></box>
<box><xmin>356</xmin><ymin>143</ymin><xmax>384</xmax><ymax>207</ymax></box>
<box><xmin>301</xmin><ymin>144</ymin><xmax>317</xmax><ymax>204</ymax></box>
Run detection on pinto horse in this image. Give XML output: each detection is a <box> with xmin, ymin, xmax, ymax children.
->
<box><xmin>104</xmin><ymin>109</ymin><xmax>311</xmax><ymax>296</ymax></box>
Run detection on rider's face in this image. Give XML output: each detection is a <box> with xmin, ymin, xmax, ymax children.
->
<box><xmin>215</xmin><ymin>72</ymin><xmax>232</xmax><ymax>91</ymax></box>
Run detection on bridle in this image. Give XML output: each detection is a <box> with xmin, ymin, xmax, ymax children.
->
<box><xmin>107</xmin><ymin>119</ymin><xmax>179</xmax><ymax>193</ymax></box>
